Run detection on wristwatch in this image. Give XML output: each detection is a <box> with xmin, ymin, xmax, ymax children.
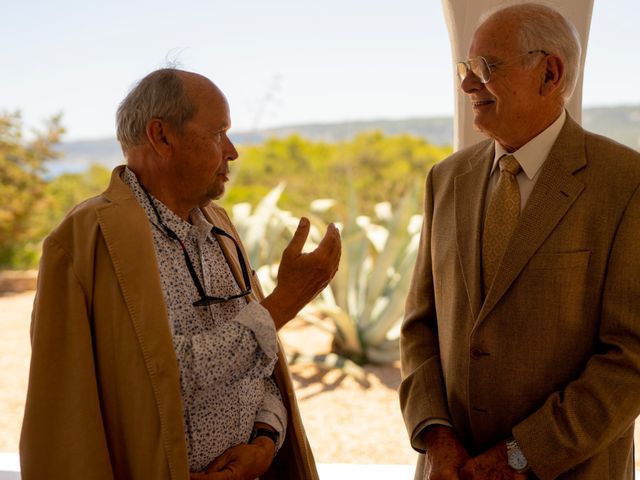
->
<box><xmin>249</xmin><ymin>426</ymin><xmax>280</xmax><ymax>447</ymax></box>
<box><xmin>506</xmin><ymin>438</ymin><xmax>529</xmax><ymax>473</ymax></box>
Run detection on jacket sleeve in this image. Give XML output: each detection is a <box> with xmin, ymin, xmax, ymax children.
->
<box><xmin>399</xmin><ymin>168</ymin><xmax>451</xmax><ymax>452</ymax></box>
<box><xmin>513</xmin><ymin>184</ymin><xmax>640</xmax><ymax>479</ymax></box>
<box><xmin>19</xmin><ymin>236</ymin><xmax>115</xmax><ymax>480</ymax></box>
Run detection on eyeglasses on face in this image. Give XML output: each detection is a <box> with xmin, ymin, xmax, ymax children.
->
<box><xmin>139</xmin><ymin>184</ymin><xmax>252</xmax><ymax>307</ymax></box>
<box><xmin>456</xmin><ymin>49</ymin><xmax>548</xmax><ymax>84</ymax></box>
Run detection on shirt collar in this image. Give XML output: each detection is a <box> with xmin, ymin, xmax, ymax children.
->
<box><xmin>190</xmin><ymin>208</ymin><xmax>215</xmax><ymax>246</ymax></box>
<box><xmin>492</xmin><ymin>109</ymin><xmax>566</xmax><ymax>180</ymax></box>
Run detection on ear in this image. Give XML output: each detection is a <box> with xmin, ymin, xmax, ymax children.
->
<box><xmin>145</xmin><ymin>118</ymin><xmax>173</xmax><ymax>158</ymax></box>
<box><xmin>539</xmin><ymin>54</ymin><xmax>564</xmax><ymax>97</ymax></box>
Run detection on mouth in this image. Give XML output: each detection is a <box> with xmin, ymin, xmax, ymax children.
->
<box><xmin>471</xmin><ymin>99</ymin><xmax>494</xmax><ymax>108</ymax></box>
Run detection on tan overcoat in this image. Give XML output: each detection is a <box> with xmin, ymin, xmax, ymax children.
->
<box><xmin>400</xmin><ymin>116</ymin><xmax>640</xmax><ymax>479</ymax></box>
<box><xmin>20</xmin><ymin>165</ymin><xmax>318</xmax><ymax>480</ymax></box>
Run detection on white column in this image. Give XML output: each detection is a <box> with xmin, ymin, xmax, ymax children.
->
<box><xmin>442</xmin><ymin>0</ymin><xmax>595</xmax><ymax>151</ymax></box>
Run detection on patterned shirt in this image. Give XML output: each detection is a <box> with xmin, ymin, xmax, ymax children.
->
<box><xmin>123</xmin><ymin>168</ymin><xmax>286</xmax><ymax>472</ymax></box>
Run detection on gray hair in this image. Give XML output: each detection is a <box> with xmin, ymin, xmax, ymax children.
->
<box><xmin>116</xmin><ymin>68</ymin><xmax>196</xmax><ymax>151</ymax></box>
<box><xmin>482</xmin><ymin>3</ymin><xmax>582</xmax><ymax>101</ymax></box>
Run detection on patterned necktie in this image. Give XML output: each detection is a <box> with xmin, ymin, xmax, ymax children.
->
<box><xmin>482</xmin><ymin>154</ymin><xmax>522</xmax><ymax>293</ymax></box>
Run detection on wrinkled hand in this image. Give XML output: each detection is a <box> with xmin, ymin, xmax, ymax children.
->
<box><xmin>459</xmin><ymin>442</ymin><xmax>527</xmax><ymax>480</ymax></box>
<box><xmin>189</xmin><ymin>439</ymin><xmax>274</xmax><ymax>480</ymax></box>
<box><xmin>262</xmin><ymin>217</ymin><xmax>341</xmax><ymax>329</ymax></box>
<box><xmin>423</xmin><ymin>426</ymin><xmax>470</xmax><ymax>480</ymax></box>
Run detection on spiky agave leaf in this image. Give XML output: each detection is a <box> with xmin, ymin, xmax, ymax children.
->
<box><xmin>309</xmin><ymin>188</ymin><xmax>422</xmax><ymax>365</ymax></box>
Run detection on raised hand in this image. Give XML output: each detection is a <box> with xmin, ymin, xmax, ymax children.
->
<box><xmin>261</xmin><ymin>216</ymin><xmax>341</xmax><ymax>329</ymax></box>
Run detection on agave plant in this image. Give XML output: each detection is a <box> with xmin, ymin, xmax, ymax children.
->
<box><xmin>230</xmin><ymin>183</ymin><xmax>423</xmax><ymax>367</ymax></box>
<box><xmin>303</xmin><ymin>188</ymin><xmax>423</xmax><ymax>365</ymax></box>
<box><xmin>230</xmin><ymin>183</ymin><xmax>295</xmax><ymax>294</ymax></box>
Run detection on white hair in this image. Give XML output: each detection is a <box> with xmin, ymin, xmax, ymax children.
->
<box><xmin>480</xmin><ymin>2</ymin><xmax>582</xmax><ymax>101</ymax></box>
<box><xmin>116</xmin><ymin>68</ymin><xmax>196</xmax><ymax>151</ymax></box>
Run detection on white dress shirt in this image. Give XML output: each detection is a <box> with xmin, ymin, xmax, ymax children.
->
<box><xmin>486</xmin><ymin>109</ymin><xmax>567</xmax><ymax>212</ymax></box>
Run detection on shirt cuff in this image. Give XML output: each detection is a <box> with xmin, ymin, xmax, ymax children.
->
<box><xmin>255</xmin><ymin>377</ymin><xmax>287</xmax><ymax>452</ymax></box>
<box><xmin>232</xmin><ymin>301</ymin><xmax>278</xmax><ymax>361</ymax></box>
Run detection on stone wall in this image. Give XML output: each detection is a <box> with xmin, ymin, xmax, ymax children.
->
<box><xmin>0</xmin><ymin>270</ymin><xmax>37</xmax><ymax>294</ymax></box>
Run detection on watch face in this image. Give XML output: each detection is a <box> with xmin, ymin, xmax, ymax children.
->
<box><xmin>508</xmin><ymin>449</ymin><xmax>528</xmax><ymax>471</ymax></box>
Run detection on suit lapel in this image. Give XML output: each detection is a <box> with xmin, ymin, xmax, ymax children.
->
<box><xmin>455</xmin><ymin>141</ymin><xmax>495</xmax><ymax>320</ymax></box>
<box><xmin>97</xmin><ymin>168</ymin><xmax>175</xmax><ymax>354</ymax></box>
<box><xmin>477</xmin><ymin>116</ymin><xmax>587</xmax><ymax>323</ymax></box>
<box><xmin>95</xmin><ymin>166</ymin><xmax>189</xmax><ymax>468</ymax></box>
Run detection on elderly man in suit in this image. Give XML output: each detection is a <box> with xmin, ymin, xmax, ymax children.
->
<box><xmin>400</xmin><ymin>3</ymin><xmax>640</xmax><ymax>480</ymax></box>
<box><xmin>20</xmin><ymin>68</ymin><xmax>341</xmax><ymax>480</ymax></box>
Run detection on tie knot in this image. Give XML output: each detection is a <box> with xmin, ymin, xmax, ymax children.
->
<box><xmin>499</xmin><ymin>155</ymin><xmax>522</xmax><ymax>176</ymax></box>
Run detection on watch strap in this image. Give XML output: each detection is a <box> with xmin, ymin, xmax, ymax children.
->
<box><xmin>249</xmin><ymin>427</ymin><xmax>280</xmax><ymax>446</ymax></box>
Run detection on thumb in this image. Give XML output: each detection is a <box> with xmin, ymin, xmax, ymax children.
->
<box><xmin>205</xmin><ymin>450</ymin><xmax>231</xmax><ymax>473</ymax></box>
<box><xmin>285</xmin><ymin>217</ymin><xmax>310</xmax><ymax>257</ymax></box>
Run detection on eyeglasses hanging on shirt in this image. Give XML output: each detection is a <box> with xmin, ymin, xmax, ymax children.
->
<box><xmin>139</xmin><ymin>184</ymin><xmax>252</xmax><ymax>307</ymax></box>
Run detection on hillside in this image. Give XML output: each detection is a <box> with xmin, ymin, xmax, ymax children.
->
<box><xmin>47</xmin><ymin>105</ymin><xmax>640</xmax><ymax>176</ymax></box>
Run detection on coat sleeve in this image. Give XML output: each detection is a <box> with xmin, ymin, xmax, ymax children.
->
<box><xmin>399</xmin><ymin>168</ymin><xmax>451</xmax><ymax>452</ymax></box>
<box><xmin>19</xmin><ymin>236</ymin><xmax>115</xmax><ymax>480</ymax></box>
<box><xmin>513</xmin><ymin>184</ymin><xmax>640</xmax><ymax>479</ymax></box>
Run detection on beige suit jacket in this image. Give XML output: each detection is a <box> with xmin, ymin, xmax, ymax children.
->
<box><xmin>20</xmin><ymin>166</ymin><xmax>318</xmax><ymax>480</ymax></box>
<box><xmin>400</xmin><ymin>116</ymin><xmax>640</xmax><ymax>479</ymax></box>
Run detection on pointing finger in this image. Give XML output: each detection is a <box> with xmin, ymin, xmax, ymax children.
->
<box><xmin>284</xmin><ymin>217</ymin><xmax>310</xmax><ymax>257</ymax></box>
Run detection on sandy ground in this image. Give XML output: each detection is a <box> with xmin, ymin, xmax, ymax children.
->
<box><xmin>1</xmin><ymin>290</ymin><xmax>638</xmax><ymax>471</ymax></box>
<box><xmin>279</xmin><ymin>321</ymin><xmax>417</xmax><ymax>465</ymax></box>
<box><xmin>0</xmin><ymin>291</ymin><xmax>416</xmax><ymax>466</ymax></box>
<box><xmin>0</xmin><ymin>291</ymin><xmax>32</xmax><ymax>455</ymax></box>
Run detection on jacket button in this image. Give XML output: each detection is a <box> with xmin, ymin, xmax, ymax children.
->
<box><xmin>470</xmin><ymin>347</ymin><xmax>484</xmax><ymax>359</ymax></box>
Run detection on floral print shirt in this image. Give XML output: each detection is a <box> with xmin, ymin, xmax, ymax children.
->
<box><xmin>124</xmin><ymin>168</ymin><xmax>286</xmax><ymax>472</ymax></box>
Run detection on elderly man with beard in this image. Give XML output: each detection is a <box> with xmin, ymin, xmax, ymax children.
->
<box><xmin>21</xmin><ymin>68</ymin><xmax>341</xmax><ymax>480</ymax></box>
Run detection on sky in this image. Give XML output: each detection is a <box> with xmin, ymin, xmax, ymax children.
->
<box><xmin>2</xmin><ymin>0</ymin><xmax>638</xmax><ymax>141</ymax></box>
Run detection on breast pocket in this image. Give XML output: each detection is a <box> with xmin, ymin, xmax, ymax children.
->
<box><xmin>524</xmin><ymin>250</ymin><xmax>591</xmax><ymax>325</ymax></box>
<box><xmin>528</xmin><ymin>250</ymin><xmax>591</xmax><ymax>270</ymax></box>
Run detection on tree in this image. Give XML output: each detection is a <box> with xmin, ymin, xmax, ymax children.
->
<box><xmin>36</xmin><ymin>164</ymin><xmax>111</xmax><ymax>238</ymax></box>
<box><xmin>224</xmin><ymin>131</ymin><xmax>451</xmax><ymax>216</ymax></box>
<box><xmin>0</xmin><ymin>112</ymin><xmax>64</xmax><ymax>268</ymax></box>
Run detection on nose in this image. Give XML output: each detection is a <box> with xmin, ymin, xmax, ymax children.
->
<box><xmin>225</xmin><ymin>135</ymin><xmax>239</xmax><ymax>161</ymax></box>
<box><xmin>460</xmin><ymin>70</ymin><xmax>484</xmax><ymax>94</ymax></box>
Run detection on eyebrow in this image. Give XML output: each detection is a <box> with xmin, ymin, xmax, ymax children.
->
<box><xmin>475</xmin><ymin>54</ymin><xmax>499</xmax><ymax>63</ymax></box>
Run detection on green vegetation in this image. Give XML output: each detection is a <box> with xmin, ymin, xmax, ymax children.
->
<box><xmin>0</xmin><ymin>112</ymin><xmax>116</xmax><ymax>268</ymax></box>
<box><xmin>1</xmin><ymin>118</ymin><xmax>449</xmax><ymax>269</ymax></box>
<box><xmin>311</xmin><ymin>189</ymin><xmax>422</xmax><ymax>365</ymax></box>
<box><xmin>223</xmin><ymin>131</ymin><xmax>450</xmax><ymax>215</ymax></box>
<box><xmin>1</xmin><ymin>114</ymin><xmax>451</xmax><ymax>365</ymax></box>
<box><xmin>221</xmin><ymin>132</ymin><xmax>449</xmax><ymax>366</ymax></box>
<box><xmin>230</xmin><ymin>185</ymin><xmax>423</xmax><ymax>368</ymax></box>
<box><xmin>0</xmin><ymin>112</ymin><xmax>64</xmax><ymax>267</ymax></box>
